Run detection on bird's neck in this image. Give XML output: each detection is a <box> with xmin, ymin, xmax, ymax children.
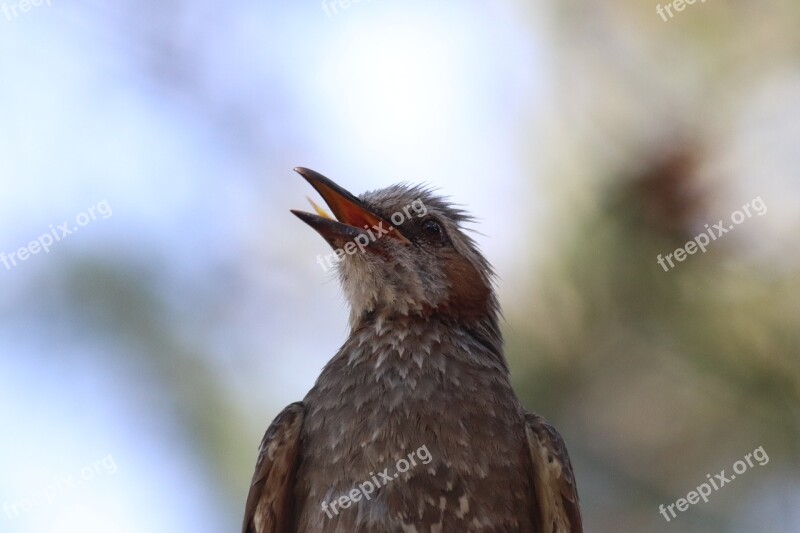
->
<box><xmin>347</xmin><ymin>307</ymin><xmax>507</xmax><ymax>373</ymax></box>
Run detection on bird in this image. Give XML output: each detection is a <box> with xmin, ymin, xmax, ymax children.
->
<box><xmin>242</xmin><ymin>167</ymin><xmax>582</xmax><ymax>533</ymax></box>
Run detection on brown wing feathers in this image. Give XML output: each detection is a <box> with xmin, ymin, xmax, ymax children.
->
<box><xmin>242</xmin><ymin>402</ymin><xmax>305</xmax><ymax>533</ymax></box>
<box><xmin>526</xmin><ymin>412</ymin><xmax>583</xmax><ymax>533</ymax></box>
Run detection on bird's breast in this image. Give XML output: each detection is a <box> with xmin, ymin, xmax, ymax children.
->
<box><xmin>292</xmin><ymin>324</ymin><xmax>536</xmax><ymax>532</ymax></box>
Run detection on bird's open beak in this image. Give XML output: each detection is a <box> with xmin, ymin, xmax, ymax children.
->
<box><xmin>290</xmin><ymin>167</ymin><xmax>410</xmax><ymax>247</ymax></box>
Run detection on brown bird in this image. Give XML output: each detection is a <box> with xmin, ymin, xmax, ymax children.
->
<box><xmin>242</xmin><ymin>168</ymin><xmax>582</xmax><ymax>532</ymax></box>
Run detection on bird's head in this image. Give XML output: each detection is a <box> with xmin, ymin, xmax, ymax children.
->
<box><xmin>291</xmin><ymin>168</ymin><xmax>498</xmax><ymax>328</ymax></box>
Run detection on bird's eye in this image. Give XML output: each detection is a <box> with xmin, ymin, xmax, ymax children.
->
<box><xmin>421</xmin><ymin>219</ymin><xmax>443</xmax><ymax>238</ymax></box>
<box><xmin>422</xmin><ymin>219</ymin><xmax>440</xmax><ymax>234</ymax></box>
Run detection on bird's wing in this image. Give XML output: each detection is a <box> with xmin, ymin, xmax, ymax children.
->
<box><xmin>242</xmin><ymin>402</ymin><xmax>305</xmax><ymax>533</ymax></box>
<box><xmin>525</xmin><ymin>412</ymin><xmax>583</xmax><ymax>533</ymax></box>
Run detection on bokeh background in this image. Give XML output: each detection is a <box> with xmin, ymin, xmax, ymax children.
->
<box><xmin>1</xmin><ymin>0</ymin><xmax>799</xmax><ymax>532</ymax></box>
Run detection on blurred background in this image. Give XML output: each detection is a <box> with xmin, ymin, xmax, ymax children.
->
<box><xmin>1</xmin><ymin>0</ymin><xmax>798</xmax><ymax>531</ymax></box>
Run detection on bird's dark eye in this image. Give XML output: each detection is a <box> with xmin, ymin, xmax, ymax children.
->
<box><xmin>421</xmin><ymin>219</ymin><xmax>445</xmax><ymax>241</ymax></box>
<box><xmin>422</xmin><ymin>219</ymin><xmax>441</xmax><ymax>234</ymax></box>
